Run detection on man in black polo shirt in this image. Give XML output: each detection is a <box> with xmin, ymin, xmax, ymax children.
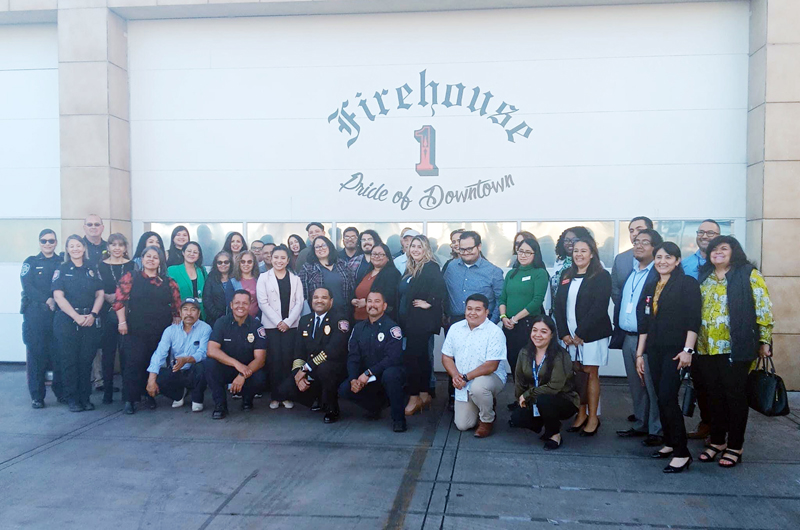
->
<box><xmin>206</xmin><ymin>290</ymin><xmax>268</xmax><ymax>419</ymax></box>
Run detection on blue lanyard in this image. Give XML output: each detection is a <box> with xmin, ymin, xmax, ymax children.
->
<box><xmin>628</xmin><ymin>269</ymin><xmax>649</xmax><ymax>303</ymax></box>
<box><xmin>532</xmin><ymin>358</ymin><xmax>542</xmax><ymax>387</ymax></box>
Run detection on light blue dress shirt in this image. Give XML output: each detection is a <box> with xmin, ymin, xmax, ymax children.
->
<box><xmin>618</xmin><ymin>260</ymin><xmax>654</xmax><ymax>333</ymax></box>
<box><xmin>443</xmin><ymin>257</ymin><xmax>505</xmax><ymax>322</ymax></box>
<box><xmin>147</xmin><ymin>319</ymin><xmax>212</xmax><ymax>374</ymax></box>
<box><xmin>681</xmin><ymin>250</ymin><xmax>706</xmax><ymax>280</ymax></box>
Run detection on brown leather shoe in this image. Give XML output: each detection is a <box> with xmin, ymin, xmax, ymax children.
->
<box><xmin>474</xmin><ymin>421</ymin><xmax>494</xmax><ymax>438</ymax></box>
<box><xmin>687</xmin><ymin>422</ymin><xmax>710</xmax><ymax>440</ymax></box>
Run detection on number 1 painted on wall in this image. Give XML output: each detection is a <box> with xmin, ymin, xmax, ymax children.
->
<box><xmin>414</xmin><ymin>125</ymin><xmax>439</xmax><ymax>176</ymax></box>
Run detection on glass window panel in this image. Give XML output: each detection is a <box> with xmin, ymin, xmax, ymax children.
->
<box><xmin>617</xmin><ymin>220</ymin><xmax>735</xmax><ymax>258</ymax></box>
<box><xmin>0</xmin><ymin>219</ymin><xmax>61</xmax><ymax>263</ymax></box>
<box><xmin>246</xmin><ymin>223</ymin><xmax>332</xmax><ymax>249</ymax></box>
<box><xmin>426</xmin><ymin>222</ymin><xmax>518</xmax><ymax>268</ymax></box>
<box><xmin>145</xmin><ymin>222</ymin><xmax>243</xmax><ymax>262</ymax></box>
<box><xmin>520</xmin><ymin>221</ymin><xmax>615</xmax><ymax>269</ymax></box>
<box><xmin>336</xmin><ymin>222</ymin><xmax>423</xmax><ymax>257</ymax></box>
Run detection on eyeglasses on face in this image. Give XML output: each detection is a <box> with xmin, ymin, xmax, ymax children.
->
<box><xmin>516</xmin><ymin>250</ymin><xmax>534</xmax><ymax>257</ymax></box>
<box><xmin>458</xmin><ymin>246</ymin><xmax>477</xmax><ymax>254</ymax></box>
<box><xmin>564</xmin><ymin>237</ymin><xmax>581</xmax><ymax>244</ymax></box>
<box><xmin>632</xmin><ymin>239</ymin><xmax>652</xmax><ymax>247</ymax></box>
<box><xmin>216</xmin><ymin>260</ymin><xmax>230</xmax><ymax>265</ymax></box>
<box><xmin>696</xmin><ymin>230</ymin><xmax>719</xmax><ymax>237</ymax></box>
<box><xmin>371</xmin><ymin>253</ymin><xmax>387</xmax><ymax>258</ymax></box>
<box><xmin>40</xmin><ymin>238</ymin><xmax>56</xmax><ymax>245</ymax></box>
<box><xmin>84</xmin><ymin>223</ymin><xmax>102</xmax><ymax>227</ymax></box>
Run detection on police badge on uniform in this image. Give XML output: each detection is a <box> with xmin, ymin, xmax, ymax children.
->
<box><xmin>324</xmin><ymin>325</ymin><xmax>331</xmax><ymax>335</ymax></box>
<box><xmin>88</xmin><ymin>269</ymin><xmax>95</xmax><ymax>277</ymax></box>
<box><xmin>247</xmin><ymin>333</ymin><xmax>255</xmax><ymax>343</ymax></box>
<box><xmin>390</xmin><ymin>326</ymin><xmax>402</xmax><ymax>340</ymax></box>
<box><xmin>377</xmin><ymin>332</ymin><xmax>385</xmax><ymax>342</ymax></box>
<box><xmin>20</xmin><ymin>263</ymin><xmax>30</xmax><ymax>277</ymax></box>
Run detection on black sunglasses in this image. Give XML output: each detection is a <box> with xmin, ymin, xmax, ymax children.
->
<box><xmin>216</xmin><ymin>260</ymin><xmax>230</xmax><ymax>265</ymax></box>
<box><xmin>40</xmin><ymin>238</ymin><xmax>56</xmax><ymax>244</ymax></box>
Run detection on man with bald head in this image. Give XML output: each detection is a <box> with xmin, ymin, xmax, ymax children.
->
<box><xmin>82</xmin><ymin>214</ymin><xmax>108</xmax><ymax>265</ymax></box>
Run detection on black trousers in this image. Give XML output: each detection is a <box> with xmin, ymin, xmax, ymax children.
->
<box><xmin>339</xmin><ymin>366</ymin><xmax>406</xmax><ymax>422</ymax></box>
<box><xmin>648</xmin><ymin>349</ymin><xmax>689</xmax><ymax>457</ymax></box>
<box><xmin>265</xmin><ymin>328</ymin><xmax>297</xmax><ymax>401</ymax></box>
<box><xmin>205</xmin><ymin>357</ymin><xmax>267</xmax><ymax>407</ymax></box>
<box><xmin>509</xmin><ymin>394</ymin><xmax>577</xmax><ymax>437</ymax></box>
<box><xmin>277</xmin><ymin>361</ymin><xmax>346</xmax><ymax>412</ymax></box>
<box><xmin>122</xmin><ymin>331</ymin><xmax>162</xmax><ymax>403</ymax></box>
<box><xmin>156</xmin><ymin>362</ymin><xmax>207</xmax><ymax>403</ymax></box>
<box><xmin>100</xmin><ymin>308</ymin><xmax>123</xmax><ymax>399</ymax></box>
<box><xmin>23</xmin><ymin>304</ymin><xmax>62</xmax><ymax>402</ymax></box>
<box><xmin>54</xmin><ymin>311</ymin><xmax>100</xmax><ymax>406</ymax></box>
<box><xmin>404</xmin><ymin>329</ymin><xmax>433</xmax><ymax>396</ymax></box>
<box><xmin>694</xmin><ymin>354</ymin><xmax>750</xmax><ymax>450</ymax></box>
<box><xmin>503</xmin><ymin>316</ymin><xmax>534</xmax><ymax>377</ymax></box>
<box><xmin>691</xmin><ymin>353</ymin><xmax>712</xmax><ymax>425</ymax></box>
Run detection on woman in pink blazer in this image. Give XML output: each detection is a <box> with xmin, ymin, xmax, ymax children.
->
<box><xmin>256</xmin><ymin>244</ymin><xmax>305</xmax><ymax>409</ymax></box>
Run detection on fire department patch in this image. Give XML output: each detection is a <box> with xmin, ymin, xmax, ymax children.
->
<box><xmin>338</xmin><ymin>320</ymin><xmax>349</xmax><ymax>332</ymax></box>
<box><xmin>52</xmin><ymin>270</ymin><xmax>60</xmax><ymax>281</ymax></box>
<box><xmin>257</xmin><ymin>327</ymin><xmax>266</xmax><ymax>339</ymax></box>
<box><xmin>390</xmin><ymin>326</ymin><xmax>402</xmax><ymax>340</ymax></box>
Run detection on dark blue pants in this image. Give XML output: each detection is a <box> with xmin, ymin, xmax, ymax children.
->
<box><xmin>339</xmin><ymin>366</ymin><xmax>406</xmax><ymax>422</ymax></box>
<box><xmin>54</xmin><ymin>311</ymin><xmax>100</xmax><ymax>406</ymax></box>
<box><xmin>156</xmin><ymin>362</ymin><xmax>207</xmax><ymax>403</ymax></box>
<box><xmin>23</xmin><ymin>304</ymin><xmax>62</xmax><ymax>402</ymax></box>
<box><xmin>278</xmin><ymin>361</ymin><xmax>346</xmax><ymax>412</ymax></box>
<box><xmin>205</xmin><ymin>357</ymin><xmax>267</xmax><ymax>408</ymax></box>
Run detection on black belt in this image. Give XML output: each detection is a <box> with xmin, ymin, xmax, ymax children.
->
<box><xmin>625</xmin><ymin>331</ymin><xmax>638</xmax><ymax>337</ymax></box>
<box><xmin>73</xmin><ymin>307</ymin><xmax>93</xmax><ymax>315</ymax></box>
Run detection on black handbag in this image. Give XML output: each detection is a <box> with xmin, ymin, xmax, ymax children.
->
<box><xmin>746</xmin><ymin>356</ymin><xmax>790</xmax><ymax>417</ymax></box>
<box><xmin>680</xmin><ymin>368</ymin><xmax>696</xmax><ymax>418</ymax></box>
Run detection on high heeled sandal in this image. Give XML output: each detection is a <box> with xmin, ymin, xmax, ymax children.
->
<box><xmin>698</xmin><ymin>445</ymin><xmax>726</xmax><ymax>463</ymax></box>
<box><xmin>718</xmin><ymin>449</ymin><xmax>743</xmax><ymax>468</ymax></box>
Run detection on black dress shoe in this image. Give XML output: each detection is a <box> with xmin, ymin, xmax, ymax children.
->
<box><xmin>31</xmin><ymin>400</ymin><xmax>45</xmax><ymax>409</ymax></box>
<box><xmin>617</xmin><ymin>428</ymin><xmax>647</xmax><ymax>438</ymax></box>
<box><xmin>627</xmin><ymin>414</ymin><xmax>637</xmax><ymax>422</ymax></box>
<box><xmin>123</xmin><ymin>401</ymin><xmax>135</xmax><ymax>415</ymax></box>
<box><xmin>146</xmin><ymin>396</ymin><xmax>157</xmax><ymax>410</ymax></box>
<box><xmin>310</xmin><ymin>399</ymin><xmax>322</xmax><ymax>412</ymax></box>
<box><xmin>651</xmin><ymin>449</ymin><xmax>673</xmax><ymax>459</ymax></box>
<box><xmin>83</xmin><ymin>401</ymin><xmax>95</xmax><ymax>411</ymax></box>
<box><xmin>580</xmin><ymin>420</ymin><xmax>601</xmax><ymax>437</ymax></box>
<box><xmin>212</xmin><ymin>404</ymin><xmax>227</xmax><ymax>420</ymax></box>
<box><xmin>323</xmin><ymin>410</ymin><xmax>340</xmax><ymax>424</ymax></box>
<box><xmin>567</xmin><ymin>418</ymin><xmax>588</xmax><ymax>433</ymax></box>
<box><xmin>241</xmin><ymin>400</ymin><xmax>254</xmax><ymax>411</ymax></box>
<box><xmin>664</xmin><ymin>456</ymin><xmax>692</xmax><ymax>473</ymax></box>
<box><xmin>543</xmin><ymin>438</ymin><xmax>562</xmax><ymax>450</ymax></box>
<box><xmin>68</xmin><ymin>402</ymin><xmax>84</xmax><ymax>413</ymax></box>
<box><xmin>393</xmin><ymin>420</ymin><xmax>407</xmax><ymax>432</ymax></box>
<box><xmin>642</xmin><ymin>435</ymin><xmax>663</xmax><ymax>447</ymax></box>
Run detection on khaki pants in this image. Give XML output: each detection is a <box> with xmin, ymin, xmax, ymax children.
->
<box><xmin>454</xmin><ymin>373</ymin><xmax>504</xmax><ymax>431</ymax></box>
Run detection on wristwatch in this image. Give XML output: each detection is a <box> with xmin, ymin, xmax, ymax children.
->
<box><xmin>462</xmin><ymin>373</ymin><xmax>469</xmax><ymax>382</ymax></box>
<box><xmin>364</xmin><ymin>369</ymin><xmax>373</xmax><ymax>378</ymax></box>
<box><xmin>90</xmin><ymin>312</ymin><xmax>98</xmax><ymax>318</ymax></box>
<box><xmin>683</xmin><ymin>347</ymin><xmax>695</xmax><ymax>354</ymax></box>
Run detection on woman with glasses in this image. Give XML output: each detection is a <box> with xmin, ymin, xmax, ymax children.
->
<box><xmin>166</xmin><ymin>225</ymin><xmax>190</xmax><ymax>267</ymax></box>
<box><xmin>96</xmin><ymin>233</ymin><xmax>134</xmax><ymax>404</ymax></box>
<box><xmin>52</xmin><ymin>235</ymin><xmax>105</xmax><ymax>412</ymax></box>
<box><xmin>399</xmin><ymin>236</ymin><xmax>446</xmax><ymax>416</ymax></box>
<box><xmin>299</xmin><ymin>236</ymin><xmax>354</xmax><ymax>315</ymax></box>
<box><xmin>114</xmin><ymin>245</ymin><xmax>182</xmax><ymax>414</ymax></box>
<box><xmin>508</xmin><ymin>231</ymin><xmax>537</xmax><ymax>268</ymax></box>
<box><xmin>230</xmin><ymin>250</ymin><xmax>260</xmax><ymax>318</ymax></box>
<box><xmin>168</xmin><ymin>241</ymin><xmax>208</xmax><ymax>319</ymax></box>
<box><xmin>352</xmin><ymin>243</ymin><xmax>401</xmax><ymax>322</ymax></box>
<box><xmin>203</xmin><ymin>251</ymin><xmax>235</xmax><ymax>325</ymax></box>
<box><xmin>21</xmin><ymin>230</ymin><xmax>63</xmax><ymax>408</ymax></box>
<box><xmin>554</xmin><ymin>236</ymin><xmax>612</xmax><ymax>437</ymax></box>
<box><xmin>499</xmin><ymin>238</ymin><xmax>550</xmax><ymax>382</ymax></box>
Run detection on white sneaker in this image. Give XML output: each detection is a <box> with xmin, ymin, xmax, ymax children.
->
<box><xmin>191</xmin><ymin>402</ymin><xmax>204</xmax><ymax>412</ymax></box>
<box><xmin>282</xmin><ymin>400</ymin><xmax>294</xmax><ymax>409</ymax></box>
<box><xmin>269</xmin><ymin>400</ymin><xmax>280</xmax><ymax>410</ymax></box>
<box><xmin>172</xmin><ymin>389</ymin><xmax>187</xmax><ymax>408</ymax></box>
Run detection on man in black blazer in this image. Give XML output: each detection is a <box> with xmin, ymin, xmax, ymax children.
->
<box><xmin>614</xmin><ymin>229</ymin><xmax>664</xmax><ymax>446</ymax></box>
<box><xmin>278</xmin><ymin>287</ymin><xmax>349</xmax><ymax>423</ymax></box>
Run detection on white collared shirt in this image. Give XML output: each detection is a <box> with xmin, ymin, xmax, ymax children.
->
<box><xmin>441</xmin><ymin>318</ymin><xmax>508</xmax><ymax>402</ymax></box>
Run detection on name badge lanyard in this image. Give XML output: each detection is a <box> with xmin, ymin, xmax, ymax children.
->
<box><xmin>532</xmin><ymin>360</ymin><xmax>542</xmax><ymax>417</ymax></box>
<box><xmin>626</xmin><ymin>271</ymin><xmax>648</xmax><ymax>314</ymax></box>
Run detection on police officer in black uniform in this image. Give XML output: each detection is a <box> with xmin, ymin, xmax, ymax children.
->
<box><xmin>206</xmin><ymin>289</ymin><xmax>268</xmax><ymax>419</ymax></box>
<box><xmin>277</xmin><ymin>287</ymin><xmax>349</xmax><ymax>423</ymax></box>
<box><xmin>339</xmin><ymin>290</ymin><xmax>407</xmax><ymax>432</ymax></box>
<box><xmin>21</xmin><ymin>229</ymin><xmax>63</xmax><ymax>408</ymax></box>
<box><xmin>52</xmin><ymin>235</ymin><xmax>105</xmax><ymax>412</ymax></box>
<box><xmin>82</xmin><ymin>214</ymin><xmax>108</xmax><ymax>265</ymax></box>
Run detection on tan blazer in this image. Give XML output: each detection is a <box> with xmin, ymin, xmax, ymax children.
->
<box><xmin>256</xmin><ymin>269</ymin><xmax>304</xmax><ymax>329</ymax></box>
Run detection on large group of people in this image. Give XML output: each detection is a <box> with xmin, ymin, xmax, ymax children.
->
<box><xmin>20</xmin><ymin>215</ymin><xmax>775</xmax><ymax>470</ymax></box>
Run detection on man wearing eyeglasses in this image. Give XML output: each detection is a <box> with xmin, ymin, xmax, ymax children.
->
<box><xmin>340</xmin><ymin>227</ymin><xmax>360</xmax><ymax>260</ymax></box>
<box><xmin>82</xmin><ymin>214</ymin><xmax>108</xmax><ymax>265</ymax></box>
<box><xmin>614</xmin><ymin>229</ymin><xmax>664</xmax><ymax>447</ymax></box>
<box><xmin>682</xmin><ymin>219</ymin><xmax>720</xmax><ymax>441</ymax></box>
<box><xmin>682</xmin><ymin>219</ymin><xmax>721</xmax><ymax>280</ymax></box>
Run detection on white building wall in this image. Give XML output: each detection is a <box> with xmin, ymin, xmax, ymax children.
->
<box><xmin>0</xmin><ymin>24</ymin><xmax>60</xmax><ymax>362</ymax></box>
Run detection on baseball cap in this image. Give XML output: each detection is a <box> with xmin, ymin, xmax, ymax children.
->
<box><xmin>181</xmin><ymin>297</ymin><xmax>201</xmax><ymax>309</ymax></box>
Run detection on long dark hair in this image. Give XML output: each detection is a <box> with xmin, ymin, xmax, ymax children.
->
<box><xmin>367</xmin><ymin>243</ymin><xmax>398</xmax><ymax>277</ymax></box>
<box><xmin>169</xmin><ymin>225</ymin><xmax>189</xmax><ymax>258</ymax></box>
<box><xmin>521</xmin><ymin>314</ymin><xmax>562</xmax><ymax>384</ymax></box>
<box><xmin>140</xmin><ymin>245</ymin><xmax>168</xmax><ymax>278</ymax></box>
<box><xmin>699</xmin><ymin>235</ymin><xmax>753</xmax><ymax>275</ymax></box>
<box><xmin>182</xmin><ymin>241</ymin><xmax>204</xmax><ymax>268</ymax></box>
<box><xmin>308</xmin><ymin>236</ymin><xmax>339</xmax><ymax>265</ymax></box>
<box><xmin>287</xmin><ymin>234</ymin><xmax>306</xmax><ymax>254</ymax></box>
<box><xmin>512</xmin><ymin>231</ymin><xmax>536</xmax><ymax>256</ymax></box>
<box><xmin>209</xmin><ymin>251</ymin><xmax>232</xmax><ymax>281</ymax></box>
<box><xmin>509</xmin><ymin>238</ymin><xmax>547</xmax><ymax>278</ymax></box>
<box><xmin>564</xmin><ymin>236</ymin><xmax>604</xmax><ymax>279</ymax></box>
<box><xmin>134</xmin><ymin>231</ymin><xmax>165</xmax><ymax>259</ymax></box>
<box><xmin>222</xmin><ymin>232</ymin><xmax>248</xmax><ymax>255</ymax></box>
<box><xmin>271</xmin><ymin>244</ymin><xmax>293</xmax><ymax>272</ymax></box>
<box><xmin>359</xmin><ymin>229</ymin><xmax>383</xmax><ymax>252</ymax></box>
<box><xmin>653</xmin><ymin>241</ymin><xmax>685</xmax><ymax>278</ymax></box>
<box><xmin>555</xmin><ymin>226</ymin><xmax>593</xmax><ymax>260</ymax></box>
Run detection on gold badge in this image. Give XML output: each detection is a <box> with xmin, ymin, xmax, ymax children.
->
<box><xmin>324</xmin><ymin>325</ymin><xmax>331</xmax><ymax>335</ymax></box>
<box><xmin>247</xmin><ymin>333</ymin><xmax>254</xmax><ymax>343</ymax></box>
<box><xmin>303</xmin><ymin>331</ymin><xmax>309</xmax><ymax>337</ymax></box>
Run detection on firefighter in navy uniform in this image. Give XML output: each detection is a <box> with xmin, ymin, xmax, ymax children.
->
<box><xmin>277</xmin><ymin>287</ymin><xmax>349</xmax><ymax>423</ymax></box>
<box><xmin>339</xmin><ymin>290</ymin><xmax>407</xmax><ymax>432</ymax></box>
<box><xmin>20</xmin><ymin>229</ymin><xmax>64</xmax><ymax>408</ymax></box>
<box><xmin>206</xmin><ymin>289</ymin><xmax>268</xmax><ymax>419</ymax></box>
<box><xmin>51</xmin><ymin>235</ymin><xmax>105</xmax><ymax>412</ymax></box>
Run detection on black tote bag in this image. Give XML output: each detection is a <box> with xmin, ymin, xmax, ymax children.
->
<box><xmin>746</xmin><ymin>356</ymin><xmax>790</xmax><ymax>417</ymax></box>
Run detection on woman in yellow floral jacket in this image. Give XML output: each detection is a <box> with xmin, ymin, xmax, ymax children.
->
<box><xmin>695</xmin><ymin>236</ymin><xmax>774</xmax><ymax>468</ymax></box>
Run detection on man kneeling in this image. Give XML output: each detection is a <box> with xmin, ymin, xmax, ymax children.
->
<box><xmin>206</xmin><ymin>290</ymin><xmax>267</xmax><ymax>419</ymax></box>
<box><xmin>441</xmin><ymin>294</ymin><xmax>508</xmax><ymax>438</ymax></box>
<box><xmin>146</xmin><ymin>297</ymin><xmax>210</xmax><ymax>412</ymax></box>
<box><xmin>339</xmin><ymin>291</ymin><xmax>407</xmax><ymax>432</ymax></box>
<box><xmin>277</xmin><ymin>287</ymin><xmax>349</xmax><ymax>423</ymax></box>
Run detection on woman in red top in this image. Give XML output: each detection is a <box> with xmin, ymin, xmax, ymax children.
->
<box><xmin>114</xmin><ymin>246</ymin><xmax>181</xmax><ymax>415</ymax></box>
<box><xmin>351</xmin><ymin>243</ymin><xmax>400</xmax><ymax>322</ymax></box>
